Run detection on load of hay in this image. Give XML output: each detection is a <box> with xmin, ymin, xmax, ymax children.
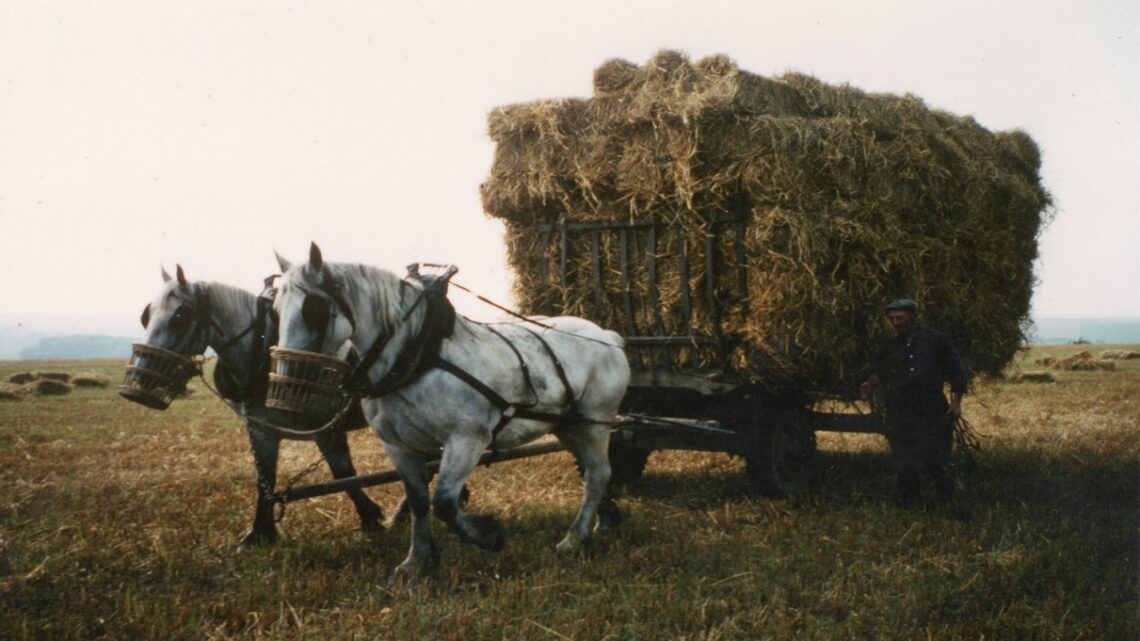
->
<box><xmin>480</xmin><ymin>51</ymin><xmax>1051</xmax><ymax>391</ymax></box>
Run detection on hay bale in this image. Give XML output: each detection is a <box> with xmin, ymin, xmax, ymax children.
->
<box><xmin>24</xmin><ymin>379</ymin><xmax>73</xmax><ymax>396</ymax></box>
<box><xmin>480</xmin><ymin>50</ymin><xmax>1051</xmax><ymax>390</ymax></box>
<box><xmin>1009</xmin><ymin>371</ymin><xmax>1056</xmax><ymax>384</ymax></box>
<box><xmin>0</xmin><ymin>382</ymin><xmax>25</xmax><ymax>400</ymax></box>
<box><xmin>1038</xmin><ymin>353</ymin><xmax>1117</xmax><ymax>371</ymax></box>
<box><xmin>9</xmin><ymin>371</ymin><xmax>72</xmax><ymax>384</ymax></box>
<box><xmin>72</xmin><ymin>372</ymin><xmax>112</xmax><ymax>388</ymax></box>
<box><xmin>1101</xmin><ymin>350</ymin><xmax>1140</xmax><ymax>360</ymax></box>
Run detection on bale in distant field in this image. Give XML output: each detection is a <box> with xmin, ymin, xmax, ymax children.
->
<box><xmin>1058</xmin><ymin>356</ymin><xmax>1116</xmax><ymax>372</ymax></box>
<box><xmin>72</xmin><ymin>372</ymin><xmax>112</xmax><ymax>388</ymax></box>
<box><xmin>480</xmin><ymin>50</ymin><xmax>1051</xmax><ymax>391</ymax></box>
<box><xmin>1101</xmin><ymin>350</ymin><xmax>1140</xmax><ymax>360</ymax></box>
<box><xmin>24</xmin><ymin>378</ymin><xmax>74</xmax><ymax>396</ymax></box>
<box><xmin>9</xmin><ymin>371</ymin><xmax>73</xmax><ymax>385</ymax></box>
<box><xmin>1009</xmin><ymin>371</ymin><xmax>1056</xmax><ymax>384</ymax></box>
<box><xmin>0</xmin><ymin>382</ymin><xmax>24</xmax><ymax>400</ymax></box>
<box><xmin>1037</xmin><ymin>353</ymin><xmax>1117</xmax><ymax>371</ymax></box>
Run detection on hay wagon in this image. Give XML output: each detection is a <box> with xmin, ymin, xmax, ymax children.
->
<box><xmin>474</xmin><ymin>50</ymin><xmax>1049</xmax><ymax>494</ymax></box>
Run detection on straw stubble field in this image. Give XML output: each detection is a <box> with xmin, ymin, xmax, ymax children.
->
<box><xmin>1</xmin><ymin>344</ymin><xmax>1136</xmax><ymax>640</ymax></box>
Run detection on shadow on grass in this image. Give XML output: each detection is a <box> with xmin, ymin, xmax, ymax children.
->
<box><xmin>610</xmin><ymin>444</ymin><xmax>1138</xmax><ymax>523</ymax></box>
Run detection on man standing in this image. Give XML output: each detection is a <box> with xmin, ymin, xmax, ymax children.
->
<box><xmin>859</xmin><ymin>298</ymin><xmax>969</xmax><ymax>504</ymax></box>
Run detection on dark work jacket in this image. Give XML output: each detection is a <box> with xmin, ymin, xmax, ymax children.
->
<box><xmin>870</xmin><ymin>327</ymin><xmax>969</xmax><ymax>414</ymax></box>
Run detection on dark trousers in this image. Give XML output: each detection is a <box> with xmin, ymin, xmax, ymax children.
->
<box><xmin>884</xmin><ymin>402</ymin><xmax>955</xmax><ymax>501</ymax></box>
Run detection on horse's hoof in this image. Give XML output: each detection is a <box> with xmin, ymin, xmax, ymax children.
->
<box><xmin>237</xmin><ymin>527</ymin><xmax>279</xmax><ymax>550</ymax></box>
<box><xmin>360</xmin><ymin>516</ymin><xmax>385</xmax><ymax>534</ymax></box>
<box><xmin>359</xmin><ymin>502</ymin><xmax>385</xmax><ymax>526</ymax></box>
<box><xmin>464</xmin><ymin>514</ymin><xmax>505</xmax><ymax>552</ymax></box>
<box><xmin>597</xmin><ymin>499</ymin><xmax>624</xmax><ymax>530</ymax></box>
<box><xmin>389</xmin><ymin>564</ymin><xmax>419</xmax><ymax>588</ymax></box>
<box><xmin>555</xmin><ymin>533</ymin><xmax>586</xmax><ymax>555</ymax></box>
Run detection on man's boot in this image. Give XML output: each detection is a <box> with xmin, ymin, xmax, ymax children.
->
<box><xmin>897</xmin><ymin>471</ymin><xmax>921</xmax><ymax>506</ymax></box>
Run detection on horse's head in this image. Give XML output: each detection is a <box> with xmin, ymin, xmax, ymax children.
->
<box><xmin>273</xmin><ymin>242</ymin><xmax>358</xmax><ymax>356</ymax></box>
<box><xmin>265</xmin><ymin>243</ymin><xmax>362</xmax><ymax>420</ymax></box>
<box><xmin>120</xmin><ymin>265</ymin><xmax>211</xmax><ymax>409</ymax></box>
<box><xmin>138</xmin><ymin>265</ymin><xmax>214</xmax><ymax>355</ymax></box>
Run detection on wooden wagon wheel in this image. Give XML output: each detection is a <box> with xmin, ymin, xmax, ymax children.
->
<box><xmin>744</xmin><ymin>407</ymin><xmax>818</xmax><ymax>497</ymax></box>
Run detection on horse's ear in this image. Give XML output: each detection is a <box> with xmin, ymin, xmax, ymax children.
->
<box><xmin>309</xmin><ymin>242</ymin><xmax>323</xmax><ymax>272</ymax></box>
<box><xmin>175</xmin><ymin>264</ymin><xmax>189</xmax><ymax>289</ymax></box>
<box><xmin>141</xmin><ymin>303</ymin><xmax>151</xmax><ymax>329</ymax></box>
<box><xmin>275</xmin><ymin>250</ymin><xmax>292</xmax><ymax>273</ymax></box>
<box><xmin>161</xmin><ymin>266</ymin><xmax>172</xmax><ymax>283</ymax></box>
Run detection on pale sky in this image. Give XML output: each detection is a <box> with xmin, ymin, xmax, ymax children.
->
<box><xmin>2</xmin><ymin>0</ymin><xmax>1137</xmax><ymax>333</ymax></box>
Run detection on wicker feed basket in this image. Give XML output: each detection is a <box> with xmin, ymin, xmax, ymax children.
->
<box><xmin>119</xmin><ymin>343</ymin><xmax>200</xmax><ymax>410</ymax></box>
<box><xmin>265</xmin><ymin>347</ymin><xmax>351</xmax><ymax>420</ymax></box>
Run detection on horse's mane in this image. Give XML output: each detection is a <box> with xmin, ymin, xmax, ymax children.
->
<box><xmin>201</xmin><ymin>281</ymin><xmax>257</xmax><ymax>318</ymax></box>
<box><xmin>327</xmin><ymin>263</ymin><xmax>408</xmax><ymax>335</ymax></box>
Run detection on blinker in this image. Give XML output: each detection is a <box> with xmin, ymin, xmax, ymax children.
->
<box><xmin>301</xmin><ymin>293</ymin><xmax>331</xmax><ymax>331</ymax></box>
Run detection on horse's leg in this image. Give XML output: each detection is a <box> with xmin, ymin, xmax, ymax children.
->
<box><xmin>313</xmin><ymin>429</ymin><xmax>384</xmax><ymax>532</ymax></box>
<box><xmin>388</xmin><ymin>474</ymin><xmax>470</xmax><ymax>525</ymax></box>
<box><xmin>434</xmin><ymin>435</ymin><xmax>504</xmax><ymax>552</ymax></box>
<box><xmin>386</xmin><ymin>445</ymin><xmax>438</xmax><ymax>584</ymax></box>
<box><xmin>553</xmin><ymin>421</ymin><xmax>614</xmax><ymax>554</ymax></box>
<box><xmin>239</xmin><ymin>423</ymin><xmax>281</xmax><ymax>548</ymax></box>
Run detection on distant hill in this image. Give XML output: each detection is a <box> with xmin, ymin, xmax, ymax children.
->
<box><xmin>1</xmin><ymin>315</ymin><xmax>140</xmax><ymax>360</ymax></box>
<box><xmin>1030</xmin><ymin>318</ymin><xmax>1140</xmax><ymax>345</ymax></box>
<box><xmin>18</xmin><ymin>334</ymin><xmax>136</xmax><ymax>360</ymax></box>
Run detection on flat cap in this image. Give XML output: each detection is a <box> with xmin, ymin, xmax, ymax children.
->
<box><xmin>884</xmin><ymin>298</ymin><xmax>918</xmax><ymax>313</ymax></box>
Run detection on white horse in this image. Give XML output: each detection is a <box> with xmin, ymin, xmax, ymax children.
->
<box><xmin>125</xmin><ymin>265</ymin><xmax>384</xmax><ymax>547</ymax></box>
<box><xmin>273</xmin><ymin>243</ymin><xmax>630</xmax><ymax>582</ymax></box>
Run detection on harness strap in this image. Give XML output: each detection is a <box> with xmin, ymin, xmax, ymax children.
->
<box><xmin>210</xmin><ymin>275</ymin><xmax>279</xmax><ymax>403</ymax></box>
<box><xmin>430</xmin><ymin>325</ymin><xmax>579</xmax><ymax>463</ymax></box>
<box><xmin>431</xmin><ymin>356</ymin><xmax>570</xmax><ymax>439</ymax></box>
<box><xmin>483</xmin><ymin>324</ymin><xmax>539</xmax><ymax>409</ymax></box>
<box><xmin>343</xmin><ymin>269</ymin><xmax>456</xmax><ymax>399</ymax></box>
<box><xmin>518</xmin><ymin>326</ymin><xmax>579</xmax><ymax>419</ymax></box>
<box><xmin>343</xmin><ymin>280</ymin><xmax>413</xmax><ymax>393</ymax></box>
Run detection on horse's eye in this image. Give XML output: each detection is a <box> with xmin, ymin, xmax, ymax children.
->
<box><xmin>301</xmin><ymin>295</ymin><xmax>330</xmax><ymax>331</ymax></box>
<box><xmin>140</xmin><ymin>304</ymin><xmax>152</xmax><ymax>329</ymax></box>
<box><xmin>169</xmin><ymin>306</ymin><xmax>192</xmax><ymax>331</ymax></box>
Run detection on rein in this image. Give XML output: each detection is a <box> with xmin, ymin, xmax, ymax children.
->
<box><xmin>449</xmin><ymin>280</ymin><xmax>625</xmax><ymax>350</ymax></box>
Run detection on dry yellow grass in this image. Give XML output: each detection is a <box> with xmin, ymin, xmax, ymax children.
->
<box><xmin>0</xmin><ymin>347</ymin><xmax>1136</xmax><ymax>640</ymax></box>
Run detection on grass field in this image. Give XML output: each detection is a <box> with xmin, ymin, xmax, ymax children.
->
<box><xmin>1</xmin><ymin>344</ymin><xmax>1137</xmax><ymax>640</ymax></box>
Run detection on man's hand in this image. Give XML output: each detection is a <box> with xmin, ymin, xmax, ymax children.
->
<box><xmin>858</xmin><ymin>374</ymin><xmax>880</xmax><ymax>400</ymax></box>
<box><xmin>948</xmin><ymin>393</ymin><xmax>963</xmax><ymax>418</ymax></box>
